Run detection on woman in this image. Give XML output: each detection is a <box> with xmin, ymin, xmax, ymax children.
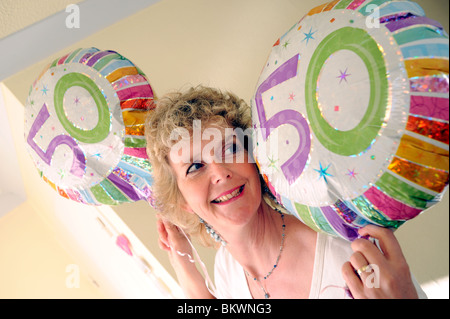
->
<box><xmin>145</xmin><ymin>86</ymin><xmax>425</xmax><ymax>299</ymax></box>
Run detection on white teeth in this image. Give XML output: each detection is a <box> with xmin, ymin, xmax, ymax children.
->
<box><xmin>214</xmin><ymin>186</ymin><xmax>242</xmax><ymax>203</ymax></box>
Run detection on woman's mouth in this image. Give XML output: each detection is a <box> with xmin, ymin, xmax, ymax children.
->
<box><xmin>212</xmin><ymin>185</ymin><xmax>245</xmax><ymax>204</ymax></box>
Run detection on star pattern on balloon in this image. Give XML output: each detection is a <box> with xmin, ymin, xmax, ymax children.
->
<box><xmin>337</xmin><ymin>68</ymin><xmax>351</xmax><ymax>83</ymax></box>
<box><xmin>91</xmin><ymin>152</ymin><xmax>103</xmax><ymax>160</ymax></box>
<box><xmin>314</xmin><ymin>162</ymin><xmax>333</xmax><ymax>183</ymax></box>
<box><xmin>267</xmin><ymin>155</ymin><xmax>279</xmax><ymax>171</ymax></box>
<box><xmin>57</xmin><ymin>168</ymin><xmax>66</xmax><ymax>180</ymax></box>
<box><xmin>41</xmin><ymin>85</ymin><xmax>49</xmax><ymax>96</ymax></box>
<box><xmin>302</xmin><ymin>27</ymin><xmax>317</xmax><ymax>45</ymax></box>
<box><xmin>346</xmin><ymin>168</ymin><xmax>358</xmax><ymax>180</ymax></box>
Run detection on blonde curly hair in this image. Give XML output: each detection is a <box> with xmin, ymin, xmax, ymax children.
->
<box><xmin>144</xmin><ymin>86</ymin><xmax>254</xmax><ymax>247</ymax></box>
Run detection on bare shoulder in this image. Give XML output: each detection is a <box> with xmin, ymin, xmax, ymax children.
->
<box><xmin>284</xmin><ymin>214</ymin><xmax>317</xmax><ymax>253</ymax></box>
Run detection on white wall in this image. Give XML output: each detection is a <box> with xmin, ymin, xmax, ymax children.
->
<box><xmin>0</xmin><ymin>82</ymin><xmax>183</xmax><ymax>298</ymax></box>
<box><xmin>0</xmin><ymin>202</ymin><xmax>104</xmax><ymax>299</ymax></box>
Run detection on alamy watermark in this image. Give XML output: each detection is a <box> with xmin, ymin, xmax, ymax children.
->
<box><xmin>64</xmin><ymin>3</ymin><xmax>381</xmax><ymax>31</ymax></box>
<box><xmin>168</xmin><ymin>120</ymin><xmax>279</xmax><ymax>166</ymax></box>
<box><xmin>359</xmin><ymin>263</ymin><xmax>381</xmax><ymax>289</ymax></box>
<box><xmin>365</xmin><ymin>4</ymin><xmax>380</xmax><ymax>29</ymax></box>
<box><xmin>65</xmin><ymin>264</ymin><xmax>80</xmax><ymax>288</ymax></box>
<box><xmin>65</xmin><ymin>4</ymin><xmax>80</xmax><ymax>29</ymax></box>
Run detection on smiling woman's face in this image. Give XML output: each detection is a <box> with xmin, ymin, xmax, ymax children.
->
<box><xmin>168</xmin><ymin>122</ymin><xmax>262</xmax><ymax>234</ymax></box>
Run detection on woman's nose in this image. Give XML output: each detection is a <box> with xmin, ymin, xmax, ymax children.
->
<box><xmin>210</xmin><ymin>162</ymin><xmax>232</xmax><ymax>184</ymax></box>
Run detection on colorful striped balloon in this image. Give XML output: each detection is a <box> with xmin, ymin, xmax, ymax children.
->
<box><xmin>252</xmin><ymin>0</ymin><xmax>449</xmax><ymax>240</ymax></box>
<box><xmin>25</xmin><ymin>47</ymin><xmax>155</xmax><ymax>206</ymax></box>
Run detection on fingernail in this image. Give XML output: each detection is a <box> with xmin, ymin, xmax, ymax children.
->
<box><xmin>357</xmin><ymin>234</ymin><xmax>370</xmax><ymax>240</ymax></box>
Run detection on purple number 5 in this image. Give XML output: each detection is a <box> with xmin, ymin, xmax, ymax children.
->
<box><xmin>27</xmin><ymin>103</ymin><xmax>86</xmax><ymax>178</ymax></box>
<box><xmin>254</xmin><ymin>54</ymin><xmax>311</xmax><ymax>184</ymax></box>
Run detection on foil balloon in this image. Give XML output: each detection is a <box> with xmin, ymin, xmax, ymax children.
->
<box><xmin>24</xmin><ymin>47</ymin><xmax>155</xmax><ymax>205</ymax></box>
<box><xmin>252</xmin><ymin>0</ymin><xmax>449</xmax><ymax>240</ymax></box>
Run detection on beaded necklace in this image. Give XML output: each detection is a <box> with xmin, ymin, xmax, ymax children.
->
<box><xmin>244</xmin><ymin>210</ymin><xmax>286</xmax><ymax>299</ymax></box>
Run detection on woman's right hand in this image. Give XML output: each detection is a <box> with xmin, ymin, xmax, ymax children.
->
<box><xmin>156</xmin><ymin>216</ymin><xmax>214</xmax><ymax>299</ymax></box>
<box><xmin>156</xmin><ymin>215</ymin><xmax>193</xmax><ymax>261</ymax></box>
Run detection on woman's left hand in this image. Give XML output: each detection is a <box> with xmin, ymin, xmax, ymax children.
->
<box><xmin>342</xmin><ymin>225</ymin><xmax>419</xmax><ymax>299</ymax></box>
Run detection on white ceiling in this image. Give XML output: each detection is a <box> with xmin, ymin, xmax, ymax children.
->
<box><xmin>0</xmin><ymin>0</ymin><xmax>161</xmax><ymax>82</ymax></box>
<box><xmin>0</xmin><ymin>0</ymin><xmax>85</xmax><ymax>39</ymax></box>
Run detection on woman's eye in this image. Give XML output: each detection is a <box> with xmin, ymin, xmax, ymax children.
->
<box><xmin>224</xmin><ymin>143</ymin><xmax>240</xmax><ymax>156</ymax></box>
<box><xmin>187</xmin><ymin>162</ymin><xmax>204</xmax><ymax>175</ymax></box>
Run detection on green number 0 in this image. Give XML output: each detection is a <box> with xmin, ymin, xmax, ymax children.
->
<box><xmin>54</xmin><ymin>72</ymin><xmax>110</xmax><ymax>144</ymax></box>
<box><xmin>305</xmin><ymin>27</ymin><xmax>388</xmax><ymax>156</ymax></box>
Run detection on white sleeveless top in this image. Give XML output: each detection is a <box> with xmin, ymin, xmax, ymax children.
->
<box><xmin>214</xmin><ymin>232</ymin><xmax>427</xmax><ymax>299</ymax></box>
